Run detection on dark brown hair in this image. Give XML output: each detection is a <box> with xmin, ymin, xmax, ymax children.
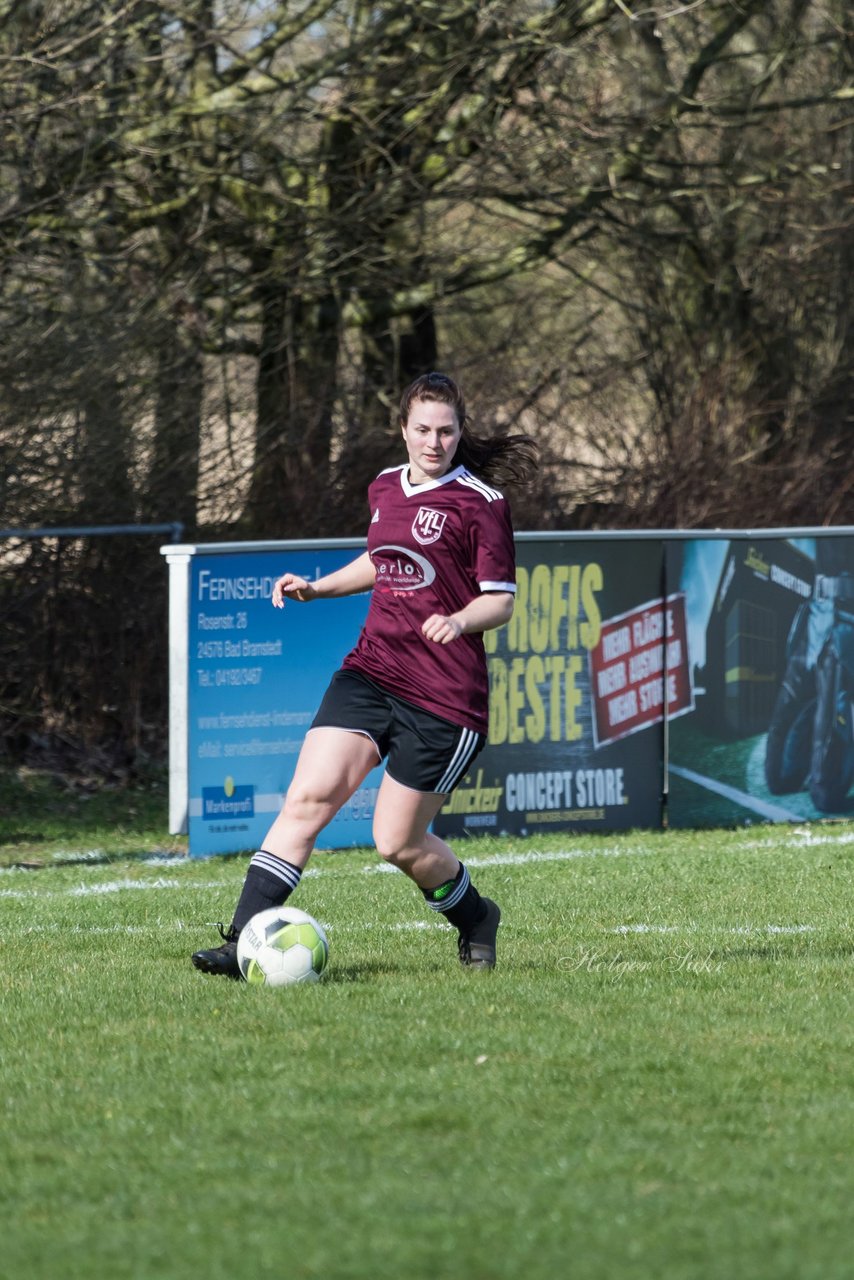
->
<box><xmin>398</xmin><ymin>372</ymin><xmax>538</xmax><ymax>488</ymax></box>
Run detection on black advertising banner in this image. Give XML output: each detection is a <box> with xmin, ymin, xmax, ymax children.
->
<box><xmin>666</xmin><ymin>535</ymin><xmax>854</xmax><ymax>826</ymax></box>
<box><xmin>433</xmin><ymin>537</ymin><xmax>670</xmax><ymax>840</ymax></box>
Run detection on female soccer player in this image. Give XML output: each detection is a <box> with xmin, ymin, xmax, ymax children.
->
<box><xmin>192</xmin><ymin>372</ymin><xmax>537</xmax><ymax>976</ymax></box>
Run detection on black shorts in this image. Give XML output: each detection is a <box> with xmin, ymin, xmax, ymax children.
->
<box><xmin>310</xmin><ymin>669</ymin><xmax>485</xmax><ymax>795</ymax></box>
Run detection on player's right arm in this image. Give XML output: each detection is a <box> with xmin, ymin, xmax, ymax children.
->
<box><xmin>272</xmin><ymin>551</ymin><xmax>376</xmax><ymax>607</ymax></box>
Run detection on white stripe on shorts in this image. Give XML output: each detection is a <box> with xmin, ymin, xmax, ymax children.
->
<box><xmin>435</xmin><ymin>728</ymin><xmax>480</xmax><ymax>795</ymax></box>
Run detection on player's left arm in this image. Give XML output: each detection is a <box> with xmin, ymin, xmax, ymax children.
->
<box><xmin>422</xmin><ymin>591</ymin><xmax>514</xmax><ymax>645</ymax></box>
<box><xmin>423</xmin><ymin>494</ymin><xmax>517</xmax><ymax>644</ymax></box>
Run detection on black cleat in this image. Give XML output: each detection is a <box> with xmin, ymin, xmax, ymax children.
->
<box><xmin>458</xmin><ymin>898</ymin><xmax>501</xmax><ymax>969</ymax></box>
<box><xmin>191</xmin><ymin>924</ymin><xmax>241</xmax><ymax>978</ymax></box>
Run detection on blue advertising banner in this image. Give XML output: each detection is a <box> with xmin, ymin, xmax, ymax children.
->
<box><xmin>188</xmin><ymin>547</ymin><xmax>379</xmax><ymax>855</ymax></box>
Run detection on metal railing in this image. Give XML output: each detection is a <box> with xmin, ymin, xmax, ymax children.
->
<box><xmin>1</xmin><ymin>522</ymin><xmax>185</xmax><ymax>542</ymax></box>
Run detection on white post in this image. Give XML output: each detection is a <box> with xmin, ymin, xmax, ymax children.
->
<box><xmin>162</xmin><ymin>548</ymin><xmax>193</xmax><ymax>835</ymax></box>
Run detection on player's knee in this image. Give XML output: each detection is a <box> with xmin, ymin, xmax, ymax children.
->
<box><xmin>283</xmin><ymin>784</ymin><xmax>336</xmax><ymax>830</ymax></box>
<box><xmin>372</xmin><ymin>819</ymin><xmax>411</xmax><ymax>867</ymax></box>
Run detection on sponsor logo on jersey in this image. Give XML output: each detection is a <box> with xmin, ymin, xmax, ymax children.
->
<box><xmin>372</xmin><ymin>544</ymin><xmax>436</xmax><ymax>590</ymax></box>
<box><xmin>412</xmin><ymin>506</ymin><xmax>447</xmax><ymax>545</ymax></box>
<box><xmin>371</xmin><ymin>508</ymin><xmax>380</xmax><ymax>523</ymax></box>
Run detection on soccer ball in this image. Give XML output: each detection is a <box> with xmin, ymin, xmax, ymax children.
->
<box><xmin>237</xmin><ymin>906</ymin><xmax>329</xmax><ymax>986</ymax></box>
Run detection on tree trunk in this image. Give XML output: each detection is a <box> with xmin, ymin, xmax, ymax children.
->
<box><xmin>245</xmin><ymin>262</ymin><xmax>340</xmax><ymax>537</ymax></box>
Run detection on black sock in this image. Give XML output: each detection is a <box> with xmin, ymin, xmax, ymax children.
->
<box><xmin>423</xmin><ymin>863</ymin><xmax>487</xmax><ymax>934</ymax></box>
<box><xmin>230</xmin><ymin>851</ymin><xmax>302</xmax><ymax>935</ymax></box>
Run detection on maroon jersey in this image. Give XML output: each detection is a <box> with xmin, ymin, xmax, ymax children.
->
<box><xmin>341</xmin><ymin>464</ymin><xmax>516</xmax><ymax>733</ymax></box>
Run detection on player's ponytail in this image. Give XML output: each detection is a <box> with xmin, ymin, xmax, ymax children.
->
<box><xmin>453</xmin><ymin>428</ymin><xmax>539</xmax><ymax>488</ymax></box>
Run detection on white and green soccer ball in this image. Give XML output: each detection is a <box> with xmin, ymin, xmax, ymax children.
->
<box><xmin>237</xmin><ymin>906</ymin><xmax>329</xmax><ymax>986</ymax></box>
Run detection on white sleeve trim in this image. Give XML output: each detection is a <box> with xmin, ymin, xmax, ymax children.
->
<box><xmin>479</xmin><ymin>580</ymin><xmax>516</xmax><ymax>594</ymax></box>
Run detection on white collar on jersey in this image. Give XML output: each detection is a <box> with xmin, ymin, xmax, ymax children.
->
<box><xmin>397</xmin><ymin>463</ymin><xmax>466</xmax><ymax>497</ymax></box>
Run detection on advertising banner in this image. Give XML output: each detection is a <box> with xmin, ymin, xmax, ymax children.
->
<box><xmin>589</xmin><ymin>592</ymin><xmax>693</xmax><ymax>749</ymax></box>
<box><xmin>433</xmin><ymin>538</ymin><xmax>669</xmax><ymax>840</ymax></box>
<box><xmin>188</xmin><ymin>547</ymin><xmax>379</xmax><ymax>855</ymax></box>
<box><xmin>166</xmin><ymin>527</ymin><xmax>854</xmax><ymax>856</ymax></box>
<box><xmin>666</xmin><ymin>535</ymin><xmax>854</xmax><ymax>826</ymax></box>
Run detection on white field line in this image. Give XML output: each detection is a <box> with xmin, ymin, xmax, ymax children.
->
<box><xmin>1</xmin><ymin>826</ymin><xmax>850</xmax><ymax>904</ymax></box>
<box><xmin>0</xmin><ymin>843</ymin><xmax>652</xmax><ymax>900</ymax></box>
<box><xmin>5</xmin><ymin>918</ymin><xmax>455</xmax><ymax>939</ymax></box>
<box><xmin>0</xmin><ymin>849</ymin><xmax>187</xmax><ymax>868</ymax></box>
<box><xmin>742</xmin><ymin>829</ymin><xmax>854</xmax><ymax>850</ymax></box>
<box><xmin>3</xmin><ymin>824</ymin><xmax>852</xmax><ymax>880</ymax></box>
<box><xmin>0</xmin><ymin>878</ymin><xmax>229</xmax><ymax>901</ymax></box>
<box><xmin>363</xmin><ymin>844</ymin><xmax>652</xmax><ymax>873</ymax></box>
<box><xmin>611</xmin><ymin>923</ymin><xmax>815</xmax><ymax>936</ymax></box>
<box><xmin>5</xmin><ymin>918</ymin><xmax>820</xmax><ymax>942</ymax></box>
<box><xmin>1</xmin><ymin>856</ymin><xmax>822</xmax><ymax>942</ymax></box>
<box><xmin>4</xmin><ymin>824</ymin><xmax>852</xmax><ymax>886</ymax></box>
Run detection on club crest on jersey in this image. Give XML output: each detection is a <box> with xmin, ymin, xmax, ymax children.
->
<box><xmin>412</xmin><ymin>507</ymin><xmax>447</xmax><ymax>546</ymax></box>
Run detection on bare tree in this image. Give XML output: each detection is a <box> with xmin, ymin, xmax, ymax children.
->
<box><xmin>1</xmin><ymin>0</ymin><xmax>851</xmax><ymax>769</ymax></box>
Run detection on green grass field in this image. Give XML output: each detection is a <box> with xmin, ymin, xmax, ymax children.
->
<box><xmin>1</xmin><ymin>770</ymin><xmax>853</xmax><ymax>1280</ymax></box>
